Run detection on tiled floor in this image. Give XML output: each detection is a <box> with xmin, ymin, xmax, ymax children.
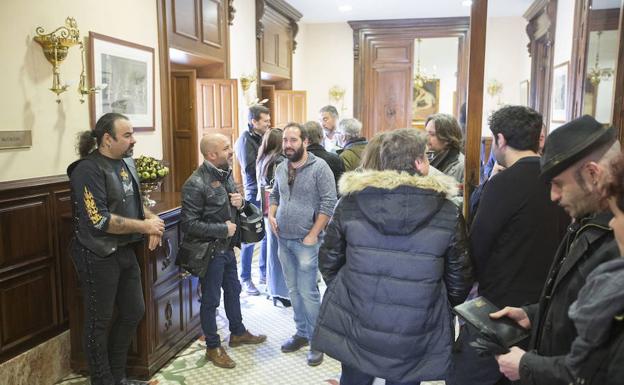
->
<box><xmin>57</xmin><ymin>251</ymin><xmax>445</xmax><ymax>385</ymax></box>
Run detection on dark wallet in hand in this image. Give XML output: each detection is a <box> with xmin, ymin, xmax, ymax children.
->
<box><xmin>453</xmin><ymin>296</ymin><xmax>530</xmax><ymax>347</ymax></box>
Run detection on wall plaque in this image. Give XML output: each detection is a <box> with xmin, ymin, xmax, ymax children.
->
<box><xmin>0</xmin><ymin>131</ymin><xmax>32</xmax><ymax>149</ymax></box>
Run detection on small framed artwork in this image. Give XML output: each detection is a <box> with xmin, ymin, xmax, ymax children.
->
<box><xmin>89</xmin><ymin>32</ymin><xmax>155</xmax><ymax>131</ymax></box>
<box><xmin>519</xmin><ymin>79</ymin><xmax>529</xmax><ymax>106</ymax></box>
<box><xmin>412</xmin><ymin>79</ymin><xmax>440</xmax><ymax>127</ymax></box>
<box><xmin>551</xmin><ymin>62</ymin><xmax>569</xmax><ymax>123</ymax></box>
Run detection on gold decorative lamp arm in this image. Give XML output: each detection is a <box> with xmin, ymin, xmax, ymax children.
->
<box><xmin>33</xmin><ymin>17</ymin><xmax>81</xmax><ymax>103</ymax></box>
<box><xmin>78</xmin><ymin>37</ymin><xmax>100</xmax><ymax>103</ymax></box>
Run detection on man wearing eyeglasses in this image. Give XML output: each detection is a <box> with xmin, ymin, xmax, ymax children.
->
<box><xmin>268</xmin><ymin>122</ymin><xmax>337</xmax><ymax>367</ymax></box>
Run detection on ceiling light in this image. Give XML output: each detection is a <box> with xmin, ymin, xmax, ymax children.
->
<box><xmin>462</xmin><ymin>0</ymin><xmax>473</xmax><ymax>6</ymax></box>
<box><xmin>338</xmin><ymin>5</ymin><xmax>352</xmax><ymax>12</ymax></box>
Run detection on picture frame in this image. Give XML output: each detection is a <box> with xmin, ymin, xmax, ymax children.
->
<box><xmin>519</xmin><ymin>79</ymin><xmax>529</xmax><ymax>106</ymax></box>
<box><xmin>89</xmin><ymin>32</ymin><xmax>155</xmax><ymax>131</ymax></box>
<box><xmin>551</xmin><ymin>62</ymin><xmax>569</xmax><ymax>123</ymax></box>
<box><xmin>412</xmin><ymin>79</ymin><xmax>440</xmax><ymax>126</ymax></box>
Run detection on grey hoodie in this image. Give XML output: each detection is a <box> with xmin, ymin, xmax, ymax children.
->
<box><xmin>270</xmin><ymin>152</ymin><xmax>337</xmax><ymax>240</ymax></box>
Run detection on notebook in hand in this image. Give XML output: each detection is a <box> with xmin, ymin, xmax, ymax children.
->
<box><xmin>453</xmin><ymin>296</ymin><xmax>530</xmax><ymax>347</ymax></box>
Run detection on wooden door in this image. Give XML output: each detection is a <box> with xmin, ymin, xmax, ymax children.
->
<box><xmin>291</xmin><ymin>91</ymin><xmax>307</xmax><ymax>124</ymax></box>
<box><xmin>274</xmin><ymin>91</ymin><xmax>292</xmax><ymax>127</ymax></box>
<box><xmin>196</xmin><ymin>78</ymin><xmax>241</xmax><ymax>184</ymax></box>
<box><xmin>367</xmin><ymin>40</ymin><xmax>414</xmax><ymax>138</ymax></box>
<box><xmin>171</xmin><ymin>70</ymin><xmax>197</xmax><ymax>192</ymax></box>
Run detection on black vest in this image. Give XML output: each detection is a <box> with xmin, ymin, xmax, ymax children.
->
<box><xmin>69</xmin><ymin>151</ymin><xmax>144</xmax><ymax>257</ymax></box>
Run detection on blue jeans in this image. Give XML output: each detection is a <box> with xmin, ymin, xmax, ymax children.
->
<box><xmin>265</xmin><ymin>217</ymin><xmax>289</xmax><ymax>299</ymax></box>
<box><xmin>239</xmin><ymin>195</ymin><xmax>267</xmax><ymax>282</ymax></box>
<box><xmin>278</xmin><ymin>238</ymin><xmax>321</xmax><ymax>339</ymax></box>
<box><xmin>200</xmin><ymin>250</ymin><xmax>246</xmax><ymax>348</ymax></box>
<box><xmin>340</xmin><ymin>363</ymin><xmax>421</xmax><ymax>385</ymax></box>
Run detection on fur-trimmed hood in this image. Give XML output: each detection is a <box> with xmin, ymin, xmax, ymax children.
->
<box><xmin>337</xmin><ymin>170</ymin><xmax>459</xmax><ymax>236</ymax></box>
<box><xmin>339</xmin><ymin>170</ymin><xmax>458</xmax><ymax>197</ymax></box>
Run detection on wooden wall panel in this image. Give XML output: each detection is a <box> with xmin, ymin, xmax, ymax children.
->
<box><xmin>167</xmin><ymin>0</ymin><xmax>229</xmax><ymax>73</ymax></box>
<box><xmin>0</xmin><ymin>195</ymin><xmax>52</xmax><ymax>271</ymax></box>
<box><xmin>172</xmin><ymin>0</ymin><xmax>199</xmax><ymax>40</ymax></box>
<box><xmin>201</xmin><ymin>0</ymin><xmax>222</xmax><ymax>47</ymax></box>
<box><xmin>0</xmin><ymin>264</ymin><xmax>57</xmax><ymax>350</ymax></box>
<box><xmin>0</xmin><ymin>176</ymin><xmax>71</xmax><ymax>363</ymax></box>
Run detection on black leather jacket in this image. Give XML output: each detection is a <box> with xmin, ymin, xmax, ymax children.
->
<box><xmin>67</xmin><ymin>151</ymin><xmax>144</xmax><ymax>257</ymax></box>
<box><xmin>180</xmin><ymin>161</ymin><xmax>245</xmax><ymax>252</ymax></box>
<box><xmin>518</xmin><ymin>212</ymin><xmax>619</xmax><ymax>385</ymax></box>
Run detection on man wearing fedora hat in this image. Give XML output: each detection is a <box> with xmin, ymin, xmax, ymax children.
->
<box><xmin>180</xmin><ymin>134</ymin><xmax>266</xmax><ymax>369</ymax></box>
<box><xmin>491</xmin><ymin>115</ymin><xmax>621</xmax><ymax>383</ymax></box>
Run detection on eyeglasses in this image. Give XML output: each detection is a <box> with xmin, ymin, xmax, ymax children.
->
<box><xmin>288</xmin><ymin>167</ymin><xmax>297</xmax><ymax>186</ymax></box>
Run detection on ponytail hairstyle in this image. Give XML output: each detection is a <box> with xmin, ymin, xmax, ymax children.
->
<box><xmin>76</xmin><ymin>112</ymin><xmax>129</xmax><ymax>158</ymax></box>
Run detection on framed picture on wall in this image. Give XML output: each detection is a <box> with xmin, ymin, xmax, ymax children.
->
<box><xmin>551</xmin><ymin>62</ymin><xmax>569</xmax><ymax>123</ymax></box>
<box><xmin>89</xmin><ymin>32</ymin><xmax>155</xmax><ymax>131</ymax></box>
<box><xmin>412</xmin><ymin>79</ymin><xmax>440</xmax><ymax>125</ymax></box>
<box><xmin>519</xmin><ymin>79</ymin><xmax>529</xmax><ymax>106</ymax></box>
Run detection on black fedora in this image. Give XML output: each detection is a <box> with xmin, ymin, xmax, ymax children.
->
<box><xmin>540</xmin><ymin>115</ymin><xmax>616</xmax><ymax>182</ymax></box>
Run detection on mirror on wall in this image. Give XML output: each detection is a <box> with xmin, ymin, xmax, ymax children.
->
<box><xmin>412</xmin><ymin>37</ymin><xmax>461</xmax><ymax>129</ymax></box>
<box><xmin>581</xmin><ymin>0</ymin><xmax>621</xmax><ymax>124</ymax></box>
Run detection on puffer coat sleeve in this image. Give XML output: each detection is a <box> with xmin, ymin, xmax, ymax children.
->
<box><xmin>318</xmin><ymin>197</ymin><xmax>347</xmax><ymax>285</ymax></box>
<box><xmin>443</xmin><ymin>210</ymin><xmax>473</xmax><ymax>306</ymax></box>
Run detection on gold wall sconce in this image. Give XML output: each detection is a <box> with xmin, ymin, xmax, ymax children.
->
<box><xmin>34</xmin><ymin>17</ymin><xmax>99</xmax><ymax>103</ymax></box>
<box><xmin>329</xmin><ymin>85</ymin><xmax>346</xmax><ymax>112</ymax></box>
<box><xmin>240</xmin><ymin>72</ymin><xmax>257</xmax><ymax>93</ymax></box>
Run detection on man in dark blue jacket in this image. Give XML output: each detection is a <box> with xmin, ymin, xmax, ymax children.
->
<box><xmin>312</xmin><ymin>128</ymin><xmax>472</xmax><ymax>385</ymax></box>
<box><xmin>234</xmin><ymin>105</ymin><xmax>270</xmax><ymax>295</ymax></box>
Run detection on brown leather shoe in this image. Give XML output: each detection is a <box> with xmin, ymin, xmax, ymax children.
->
<box><xmin>229</xmin><ymin>330</ymin><xmax>267</xmax><ymax>347</ymax></box>
<box><xmin>205</xmin><ymin>346</ymin><xmax>236</xmax><ymax>368</ymax></box>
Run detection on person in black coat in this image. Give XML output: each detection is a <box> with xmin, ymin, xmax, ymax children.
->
<box><xmin>303</xmin><ymin>121</ymin><xmax>344</xmax><ymax>189</ymax></box>
<box><xmin>312</xmin><ymin>128</ymin><xmax>473</xmax><ymax>385</ymax></box>
<box><xmin>450</xmin><ymin>106</ymin><xmax>569</xmax><ymax>385</ymax></box>
<box><xmin>493</xmin><ymin>116</ymin><xmax>621</xmax><ymax>384</ymax></box>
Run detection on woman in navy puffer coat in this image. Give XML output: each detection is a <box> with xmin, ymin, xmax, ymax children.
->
<box><xmin>312</xmin><ymin>170</ymin><xmax>472</xmax><ymax>384</ymax></box>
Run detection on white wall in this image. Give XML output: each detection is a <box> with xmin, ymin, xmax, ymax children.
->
<box><xmin>292</xmin><ymin>22</ymin><xmax>354</xmax><ymax>122</ymax></box>
<box><xmin>482</xmin><ymin>16</ymin><xmax>532</xmax><ymax>135</ymax></box>
<box><xmin>550</xmin><ymin>0</ymin><xmax>576</xmax><ymax>130</ymax></box>
<box><xmin>0</xmin><ymin>0</ymin><xmax>163</xmax><ymax>182</ymax></box>
<box><xmin>229</xmin><ymin>0</ymin><xmax>257</xmax><ymax>130</ymax></box>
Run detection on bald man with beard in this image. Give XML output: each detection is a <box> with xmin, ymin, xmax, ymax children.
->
<box><xmin>180</xmin><ymin>134</ymin><xmax>266</xmax><ymax>369</ymax></box>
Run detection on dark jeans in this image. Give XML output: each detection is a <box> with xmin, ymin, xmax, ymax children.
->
<box><xmin>71</xmin><ymin>241</ymin><xmax>145</xmax><ymax>385</ymax></box>
<box><xmin>448</xmin><ymin>324</ymin><xmax>510</xmax><ymax>385</ymax></box>
<box><xmin>200</xmin><ymin>250</ymin><xmax>246</xmax><ymax>348</ymax></box>
<box><xmin>239</xmin><ymin>195</ymin><xmax>267</xmax><ymax>282</ymax></box>
<box><xmin>340</xmin><ymin>363</ymin><xmax>421</xmax><ymax>385</ymax></box>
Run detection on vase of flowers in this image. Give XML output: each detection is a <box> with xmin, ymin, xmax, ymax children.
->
<box><xmin>135</xmin><ymin>155</ymin><xmax>170</xmax><ymax>207</ymax></box>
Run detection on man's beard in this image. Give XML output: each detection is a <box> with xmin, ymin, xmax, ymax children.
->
<box><xmin>285</xmin><ymin>146</ymin><xmax>304</xmax><ymax>162</ymax></box>
<box><xmin>217</xmin><ymin>157</ymin><xmax>231</xmax><ymax>171</ymax></box>
<box><xmin>122</xmin><ymin>146</ymin><xmax>134</xmax><ymax>158</ymax></box>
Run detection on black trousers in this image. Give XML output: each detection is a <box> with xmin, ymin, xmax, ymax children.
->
<box><xmin>71</xmin><ymin>241</ymin><xmax>145</xmax><ymax>385</ymax></box>
<box><xmin>448</xmin><ymin>324</ymin><xmax>511</xmax><ymax>385</ymax></box>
